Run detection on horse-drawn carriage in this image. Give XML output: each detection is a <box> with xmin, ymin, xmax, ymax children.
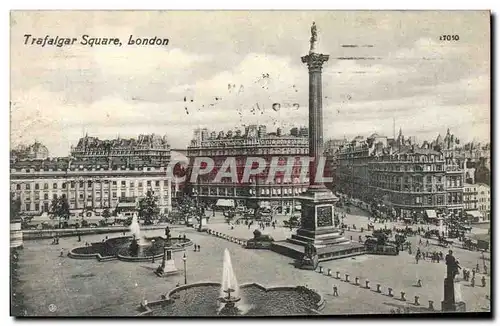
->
<box><xmin>463</xmin><ymin>238</ymin><xmax>478</xmax><ymax>251</ymax></box>
<box><xmin>424</xmin><ymin>229</ymin><xmax>440</xmax><ymax>239</ymax></box>
<box><xmin>437</xmin><ymin>236</ymin><xmax>453</xmax><ymax>247</ymax></box>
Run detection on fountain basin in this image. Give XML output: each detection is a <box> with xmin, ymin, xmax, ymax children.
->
<box><xmin>68</xmin><ymin>236</ymin><xmax>192</xmax><ymax>262</ymax></box>
<box><xmin>138</xmin><ymin>282</ymin><xmax>324</xmax><ymax>316</ymax></box>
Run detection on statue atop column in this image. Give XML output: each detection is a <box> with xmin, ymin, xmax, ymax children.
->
<box><xmin>309</xmin><ymin>22</ymin><xmax>318</xmax><ymax>53</ymax></box>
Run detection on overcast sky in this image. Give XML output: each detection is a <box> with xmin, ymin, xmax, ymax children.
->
<box><xmin>10</xmin><ymin>11</ymin><xmax>490</xmax><ymax>157</ymax></box>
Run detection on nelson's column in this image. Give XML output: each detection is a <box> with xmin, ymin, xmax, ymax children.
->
<box><xmin>279</xmin><ymin>23</ymin><xmax>365</xmax><ymax>263</ymax></box>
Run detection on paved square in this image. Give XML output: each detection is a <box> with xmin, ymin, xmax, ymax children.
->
<box><xmin>13</xmin><ymin>209</ymin><xmax>490</xmax><ymax>316</ymax></box>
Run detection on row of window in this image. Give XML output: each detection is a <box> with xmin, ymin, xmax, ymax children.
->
<box><xmin>13</xmin><ymin>179</ymin><xmax>169</xmax><ymax>191</ymax></box>
<box><xmin>369</xmin><ymin>164</ymin><xmax>444</xmax><ymax>172</ymax></box>
<box><xmin>12</xmin><ymin>166</ymin><xmax>163</xmax><ymax>173</ymax></box>
<box><xmin>20</xmin><ymin>190</ymin><xmax>169</xmax><ymax>202</ymax></box>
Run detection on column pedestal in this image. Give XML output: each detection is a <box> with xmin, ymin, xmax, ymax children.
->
<box><xmin>285</xmin><ymin>189</ymin><xmax>365</xmax><ymax>262</ymax></box>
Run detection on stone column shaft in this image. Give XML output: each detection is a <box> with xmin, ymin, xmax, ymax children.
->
<box><xmin>302</xmin><ymin>53</ymin><xmax>329</xmax><ymax>189</ymax></box>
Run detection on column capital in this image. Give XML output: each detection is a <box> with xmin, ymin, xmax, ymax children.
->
<box><xmin>301</xmin><ymin>53</ymin><xmax>329</xmax><ymax>72</ymax></box>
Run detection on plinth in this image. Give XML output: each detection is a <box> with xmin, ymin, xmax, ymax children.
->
<box><xmin>285</xmin><ymin>189</ymin><xmax>365</xmax><ymax>261</ymax></box>
<box><xmin>155</xmin><ymin>248</ymin><xmax>180</xmax><ymax>277</ymax></box>
<box><xmin>441</xmin><ymin>278</ymin><xmax>466</xmax><ymax>312</ymax></box>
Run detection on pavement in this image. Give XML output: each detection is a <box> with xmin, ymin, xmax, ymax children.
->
<box><xmin>13</xmin><ymin>207</ymin><xmax>490</xmax><ymax>316</ymax></box>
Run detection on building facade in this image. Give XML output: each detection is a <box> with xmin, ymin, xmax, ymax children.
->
<box><xmin>476</xmin><ymin>183</ymin><xmax>491</xmax><ymax>220</ymax></box>
<box><xmin>11</xmin><ymin>141</ymin><xmax>49</xmax><ymax>162</ymax></box>
<box><xmin>10</xmin><ymin>158</ymin><xmax>173</xmax><ymax>217</ymax></box>
<box><xmin>463</xmin><ymin>183</ymin><xmax>478</xmax><ymax>211</ymax></box>
<box><xmin>186</xmin><ymin>125</ymin><xmax>310</xmax><ymax>214</ymax></box>
<box><xmin>71</xmin><ymin>133</ymin><xmax>171</xmax><ymax>166</ymax></box>
<box><xmin>335</xmin><ymin>129</ymin><xmax>465</xmax><ymax>220</ymax></box>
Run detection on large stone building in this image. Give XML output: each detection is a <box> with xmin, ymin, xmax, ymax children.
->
<box><xmin>71</xmin><ymin>133</ymin><xmax>171</xmax><ymax>166</ymax></box>
<box><xmin>10</xmin><ymin>157</ymin><xmax>172</xmax><ymax>216</ymax></box>
<box><xmin>186</xmin><ymin>125</ymin><xmax>310</xmax><ymax>214</ymax></box>
<box><xmin>11</xmin><ymin>134</ymin><xmax>174</xmax><ymax>217</ymax></box>
<box><xmin>11</xmin><ymin>141</ymin><xmax>49</xmax><ymax>162</ymax></box>
<box><xmin>335</xmin><ymin>129</ymin><xmax>466</xmax><ymax>220</ymax></box>
<box><xmin>476</xmin><ymin>183</ymin><xmax>491</xmax><ymax>221</ymax></box>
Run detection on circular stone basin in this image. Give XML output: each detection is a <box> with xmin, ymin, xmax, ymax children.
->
<box><xmin>143</xmin><ymin>283</ymin><xmax>323</xmax><ymax>316</ymax></box>
<box><xmin>69</xmin><ymin>236</ymin><xmax>192</xmax><ymax>262</ymax></box>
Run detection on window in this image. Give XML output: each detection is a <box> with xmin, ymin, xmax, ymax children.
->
<box><xmin>147</xmin><ymin>181</ymin><xmax>151</xmax><ymax>187</ymax></box>
<box><xmin>53</xmin><ymin>194</ymin><xmax>57</xmax><ymax>200</ymax></box>
<box><xmin>139</xmin><ymin>182</ymin><xmax>143</xmax><ymax>188</ymax></box>
<box><xmin>121</xmin><ymin>181</ymin><xmax>126</xmax><ymax>186</ymax></box>
<box><xmin>16</xmin><ymin>184</ymin><xmax>21</xmax><ymax>190</ymax></box>
<box><xmin>155</xmin><ymin>181</ymin><xmax>160</xmax><ymax>187</ymax></box>
<box><xmin>112</xmin><ymin>181</ymin><xmax>117</xmax><ymax>186</ymax></box>
<box><xmin>35</xmin><ymin>203</ymin><xmax>39</xmax><ymax>211</ymax></box>
<box><xmin>62</xmin><ymin>183</ymin><xmax>67</xmax><ymax>189</ymax></box>
<box><xmin>26</xmin><ymin>184</ymin><xmax>30</xmax><ymax>190</ymax></box>
<box><xmin>88</xmin><ymin>181</ymin><xmax>92</xmax><ymax>188</ymax></box>
<box><xmin>79</xmin><ymin>181</ymin><xmax>84</xmax><ymax>188</ymax></box>
<box><xmin>44</xmin><ymin>183</ymin><xmax>48</xmax><ymax>190</ymax></box>
<box><xmin>121</xmin><ymin>191</ymin><xmax>126</xmax><ymax>198</ymax></box>
<box><xmin>35</xmin><ymin>183</ymin><xmax>39</xmax><ymax>190</ymax></box>
<box><xmin>43</xmin><ymin>203</ymin><xmax>49</xmax><ymax>212</ymax></box>
<box><xmin>44</xmin><ymin>193</ymin><xmax>49</xmax><ymax>200</ymax></box>
<box><xmin>112</xmin><ymin>192</ymin><xmax>117</xmax><ymax>198</ymax></box>
<box><xmin>79</xmin><ymin>193</ymin><xmax>84</xmax><ymax>199</ymax></box>
<box><xmin>53</xmin><ymin>183</ymin><xmax>57</xmax><ymax>189</ymax></box>
<box><xmin>130</xmin><ymin>182</ymin><xmax>135</xmax><ymax>187</ymax></box>
<box><xmin>25</xmin><ymin>203</ymin><xmax>30</xmax><ymax>211</ymax></box>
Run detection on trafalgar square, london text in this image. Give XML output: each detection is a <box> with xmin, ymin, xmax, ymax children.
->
<box><xmin>22</xmin><ymin>34</ymin><xmax>170</xmax><ymax>47</ymax></box>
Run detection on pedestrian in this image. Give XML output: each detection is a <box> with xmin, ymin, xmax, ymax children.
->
<box><xmin>198</xmin><ymin>245</ymin><xmax>201</xmax><ymax>252</ymax></box>
<box><xmin>471</xmin><ymin>277</ymin><xmax>475</xmax><ymax>287</ymax></box>
<box><xmin>333</xmin><ymin>285</ymin><xmax>338</xmax><ymax>297</ymax></box>
<box><xmin>481</xmin><ymin>276</ymin><xmax>486</xmax><ymax>287</ymax></box>
<box><xmin>472</xmin><ymin>269</ymin><xmax>476</xmax><ymax>279</ymax></box>
<box><xmin>60</xmin><ymin>249</ymin><xmax>64</xmax><ymax>257</ymax></box>
<box><xmin>426</xmin><ymin>239</ymin><xmax>429</xmax><ymax>247</ymax></box>
<box><xmin>476</xmin><ymin>263</ymin><xmax>480</xmax><ymax>273</ymax></box>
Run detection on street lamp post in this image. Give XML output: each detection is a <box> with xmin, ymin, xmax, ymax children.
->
<box><xmin>182</xmin><ymin>252</ymin><xmax>187</xmax><ymax>284</ymax></box>
<box><xmin>161</xmin><ymin>246</ymin><xmax>167</xmax><ymax>270</ymax></box>
<box><xmin>151</xmin><ymin>239</ymin><xmax>156</xmax><ymax>263</ymax></box>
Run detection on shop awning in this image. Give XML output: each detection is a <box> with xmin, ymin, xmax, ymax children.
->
<box><xmin>216</xmin><ymin>199</ymin><xmax>235</xmax><ymax>207</ymax></box>
<box><xmin>425</xmin><ymin>210</ymin><xmax>437</xmax><ymax>219</ymax></box>
<box><xmin>466</xmin><ymin>210</ymin><xmax>482</xmax><ymax>218</ymax></box>
<box><xmin>116</xmin><ymin>202</ymin><xmax>136</xmax><ymax>208</ymax></box>
<box><xmin>258</xmin><ymin>201</ymin><xmax>271</xmax><ymax>208</ymax></box>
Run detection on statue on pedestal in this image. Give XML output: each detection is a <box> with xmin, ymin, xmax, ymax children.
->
<box><xmin>309</xmin><ymin>22</ymin><xmax>318</xmax><ymax>53</ymax></box>
<box><xmin>445</xmin><ymin>250</ymin><xmax>461</xmax><ymax>280</ymax></box>
<box><xmin>299</xmin><ymin>242</ymin><xmax>319</xmax><ymax>270</ymax></box>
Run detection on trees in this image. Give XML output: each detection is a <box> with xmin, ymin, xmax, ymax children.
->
<box><xmin>138</xmin><ymin>190</ymin><xmax>159</xmax><ymax>225</ymax></box>
<box><xmin>177</xmin><ymin>193</ymin><xmax>205</xmax><ymax>231</ymax></box>
<box><xmin>10</xmin><ymin>192</ymin><xmax>21</xmax><ymax>222</ymax></box>
<box><xmin>102</xmin><ymin>208</ymin><xmax>111</xmax><ymax>220</ymax></box>
<box><xmin>50</xmin><ymin>195</ymin><xmax>70</xmax><ymax>228</ymax></box>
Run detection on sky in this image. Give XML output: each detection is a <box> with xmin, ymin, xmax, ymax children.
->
<box><xmin>10</xmin><ymin>11</ymin><xmax>490</xmax><ymax>157</ymax></box>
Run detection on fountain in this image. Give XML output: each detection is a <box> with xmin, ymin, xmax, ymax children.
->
<box><xmin>68</xmin><ymin>215</ymin><xmax>192</xmax><ymax>262</ymax></box>
<box><xmin>218</xmin><ymin>249</ymin><xmax>242</xmax><ymax>315</ymax></box>
<box><xmin>129</xmin><ymin>213</ymin><xmax>148</xmax><ymax>257</ymax></box>
<box><xmin>138</xmin><ymin>248</ymin><xmax>325</xmax><ymax>316</ymax></box>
